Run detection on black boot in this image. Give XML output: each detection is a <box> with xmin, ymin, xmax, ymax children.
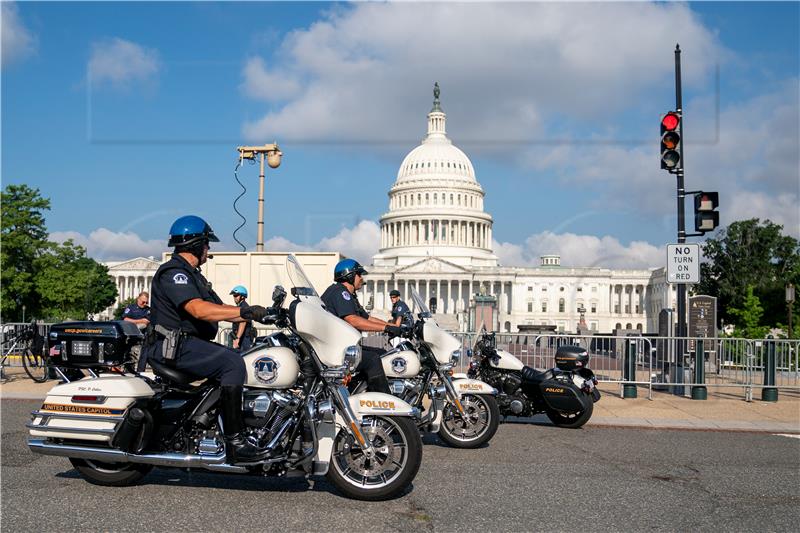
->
<box><xmin>220</xmin><ymin>385</ymin><xmax>269</xmax><ymax>463</ymax></box>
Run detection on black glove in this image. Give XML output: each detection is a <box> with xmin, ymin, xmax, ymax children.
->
<box><xmin>240</xmin><ymin>305</ymin><xmax>268</xmax><ymax>322</ymax></box>
<box><xmin>384</xmin><ymin>324</ymin><xmax>403</xmax><ymax>338</ymax></box>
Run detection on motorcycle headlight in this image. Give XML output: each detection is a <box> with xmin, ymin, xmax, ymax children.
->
<box><xmin>343</xmin><ymin>345</ymin><xmax>362</xmax><ymax>372</ymax></box>
<box><xmin>450</xmin><ymin>349</ymin><xmax>461</xmax><ymax>366</ymax></box>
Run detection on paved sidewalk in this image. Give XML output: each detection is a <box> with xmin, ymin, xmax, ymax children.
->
<box><xmin>2</xmin><ymin>369</ymin><xmax>799</xmax><ymax>433</ymax></box>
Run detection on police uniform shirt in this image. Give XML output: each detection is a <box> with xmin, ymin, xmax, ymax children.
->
<box><xmin>321</xmin><ymin>282</ymin><xmax>368</xmax><ymax>320</ymax></box>
<box><xmin>150</xmin><ymin>253</ymin><xmax>223</xmax><ymax>341</ymax></box>
<box><xmin>391</xmin><ymin>299</ymin><xmax>412</xmax><ymax>327</ymax></box>
<box><xmin>123</xmin><ymin>302</ymin><xmax>150</xmax><ymax>320</ymax></box>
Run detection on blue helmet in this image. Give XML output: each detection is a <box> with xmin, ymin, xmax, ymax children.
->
<box><xmin>230</xmin><ymin>285</ymin><xmax>248</xmax><ymax>297</ymax></box>
<box><xmin>334</xmin><ymin>258</ymin><xmax>368</xmax><ymax>284</ymax></box>
<box><xmin>168</xmin><ymin>215</ymin><xmax>220</xmax><ymax>248</ymax></box>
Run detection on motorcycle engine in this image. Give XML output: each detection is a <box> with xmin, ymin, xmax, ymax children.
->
<box><xmin>389</xmin><ymin>379</ymin><xmax>422</xmax><ymax>402</ymax></box>
<box><xmin>243</xmin><ymin>391</ymin><xmax>277</xmax><ymax>428</ymax></box>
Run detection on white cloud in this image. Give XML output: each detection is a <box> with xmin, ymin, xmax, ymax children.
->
<box><xmin>88</xmin><ymin>37</ymin><xmax>160</xmax><ymax>87</ymax></box>
<box><xmin>526</xmin><ymin>81</ymin><xmax>799</xmax><ymax>229</ymax></box>
<box><xmin>241</xmin><ymin>56</ymin><xmax>301</xmax><ymax>101</ymax></box>
<box><xmin>494</xmin><ymin>231</ymin><xmax>663</xmax><ymax>270</ymax></box>
<box><xmin>242</xmin><ymin>2</ymin><xmax>720</xmax><ymax>142</ymax></box>
<box><xmin>50</xmin><ymin>229</ymin><xmax>165</xmax><ymax>262</ymax></box>
<box><xmin>264</xmin><ymin>220</ymin><xmax>381</xmax><ymax>261</ymax></box>
<box><xmin>1</xmin><ymin>2</ymin><xmax>36</xmax><ymax>67</ymax></box>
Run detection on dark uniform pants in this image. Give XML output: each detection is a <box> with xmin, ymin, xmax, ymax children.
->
<box><xmin>140</xmin><ymin>337</ymin><xmax>246</xmax><ymax>386</ymax></box>
<box><xmin>357</xmin><ymin>346</ymin><xmax>391</xmax><ymax>394</ymax></box>
<box><xmin>238</xmin><ymin>336</ymin><xmax>253</xmax><ymax>353</ymax></box>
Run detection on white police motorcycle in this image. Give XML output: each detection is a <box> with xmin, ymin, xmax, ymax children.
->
<box><xmin>352</xmin><ymin>289</ymin><xmax>500</xmax><ymax>449</ymax></box>
<box><xmin>27</xmin><ymin>255</ymin><xmax>422</xmax><ymax>501</ymax></box>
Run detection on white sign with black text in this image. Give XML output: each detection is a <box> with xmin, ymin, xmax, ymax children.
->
<box><xmin>666</xmin><ymin>244</ymin><xmax>700</xmax><ymax>284</ymax></box>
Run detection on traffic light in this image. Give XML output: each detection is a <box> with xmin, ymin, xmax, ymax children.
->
<box><xmin>694</xmin><ymin>191</ymin><xmax>719</xmax><ymax>233</ymax></box>
<box><xmin>660</xmin><ymin>112</ymin><xmax>681</xmax><ymax>171</ymax></box>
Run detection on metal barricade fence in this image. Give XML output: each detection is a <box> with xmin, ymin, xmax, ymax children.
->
<box><xmin>360</xmin><ymin>330</ymin><xmax>799</xmax><ymax>401</ymax></box>
<box><xmin>1</xmin><ymin>322</ymin><xmax>53</xmax><ymax>367</ymax></box>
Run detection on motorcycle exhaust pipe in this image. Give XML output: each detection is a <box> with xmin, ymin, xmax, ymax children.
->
<box><xmin>27</xmin><ymin>439</ymin><xmax>248</xmax><ymax>473</ymax></box>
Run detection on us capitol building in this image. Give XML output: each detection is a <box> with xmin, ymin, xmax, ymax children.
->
<box><xmin>103</xmin><ymin>86</ymin><xmax>677</xmax><ymax>334</ymax></box>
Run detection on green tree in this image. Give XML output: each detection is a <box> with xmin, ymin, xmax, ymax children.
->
<box><xmin>728</xmin><ymin>286</ymin><xmax>770</xmax><ymax>338</ymax></box>
<box><xmin>698</xmin><ymin>219</ymin><xmax>800</xmax><ymax>328</ymax></box>
<box><xmin>34</xmin><ymin>240</ymin><xmax>118</xmax><ymax>321</ymax></box>
<box><xmin>1</xmin><ymin>184</ymin><xmax>52</xmax><ymax>321</ymax></box>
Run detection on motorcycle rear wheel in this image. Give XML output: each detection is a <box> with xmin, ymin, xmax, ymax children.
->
<box><xmin>545</xmin><ymin>396</ymin><xmax>594</xmax><ymax>429</ymax></box>
<box><xmin>327</xmin><ymin>415</ymin><xmax>422</xmax><ymax>501</ymax></box>
<box><xmin>438</xmin><ymin>393</ymin><xmax>500</xmax><ymax>449</ymax></box>
<box><xmin>69</xmin><ymin>458</ymin><xmax>153</xmax><ymax>486</ymax></box>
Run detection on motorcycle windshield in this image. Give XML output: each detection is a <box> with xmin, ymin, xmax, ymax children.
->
<box><xmin>409</xmin><ymin>288</ymin><xmax>430</xmax><ymax>317</ymax></box>
<box><xmin>286</xmin><ymin>254</ymin><xmax>319</xmax><ymax>298</ymax></box>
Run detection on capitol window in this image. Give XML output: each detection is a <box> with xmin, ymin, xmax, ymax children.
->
<box><xmin>527</xmin><ymin>302</ymin><xmax>533</xmax><ymax>313</ymax></box>
<box><xmin>541</xmin><ymin>302</ymin><xmax>547</xmax><ymax>312</ymax></box>
<box><xmin>541</xmin><ymin>286</ymin><xmax>547</xmax><ymax>292</ymax></box>
<box><xmin>559</xmin><ymin>298</ymin><xmax>565</xmax><ymax>313</ymax></box>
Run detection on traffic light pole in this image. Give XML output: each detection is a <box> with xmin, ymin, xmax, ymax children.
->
<box><xmin>674</xmin><ymin>44</ymin><xmax>687</xmax><ymax>341</ymax></box>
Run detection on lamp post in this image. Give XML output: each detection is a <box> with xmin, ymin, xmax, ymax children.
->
<box><xmin>787</xmin><ymin>283</ymin><xmax>795</xmax><ymax>339</ymax></box>
<box><xmin>236</xmin><ymin>143</ymin><xmax>283</xmax><ymax>251</ymax></box>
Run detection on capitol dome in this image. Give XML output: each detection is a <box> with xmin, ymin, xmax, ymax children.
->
<box><xmin>372</xmin><ymin>84</ymin><xmax>498</xmax><ymax>269</ymax></box>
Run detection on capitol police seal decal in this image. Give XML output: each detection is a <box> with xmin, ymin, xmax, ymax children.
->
<box><xmin>173</xmin><ymin>273</ymin><xmax>189</xmax><ymax>285</ymax></box>
<box><xmin>254</xmin><ymin>357</ymin><xmax>280</xmax><ymax>385</ymax></box>
<box><xmin>391</xmin><ymin>357</ymin><xmax>407</xmax><ymax>374</ymax></box>
<box><xmin>341</xmin><ymin>291</ymin><xmax>351</xmax><ymax>301</ymax></box>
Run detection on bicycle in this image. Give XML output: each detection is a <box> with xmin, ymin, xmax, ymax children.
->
<box><xmin>0</xmin><ymin>323</ymin><xmax>49</xmax><ymax>382</ymax></box>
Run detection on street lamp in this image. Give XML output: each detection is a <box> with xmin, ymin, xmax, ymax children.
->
<box><xmin>237</xmin><ymin>143</ymin><xmax>283</xmax><ymax>251</ymax></box>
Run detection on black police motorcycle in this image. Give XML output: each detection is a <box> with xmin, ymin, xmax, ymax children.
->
<box><xmin>467</xmin><ymin>331</ymin><xmax>600</xmax><ymax>428</ymax></box>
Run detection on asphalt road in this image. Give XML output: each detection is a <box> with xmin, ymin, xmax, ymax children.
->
<box><xmin>2</xmin><ymin>399</ymin><xmax>799</xmax><ymax>532</ymax></box>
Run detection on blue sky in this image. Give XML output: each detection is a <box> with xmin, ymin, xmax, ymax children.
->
<box><xmin>2</xmin><ymin>1</ymin><xmax>798</xmax><ymax>268</ymax></box>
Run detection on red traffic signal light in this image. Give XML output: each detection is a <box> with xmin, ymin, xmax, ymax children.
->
<box><xmin>694</xmin><ymin>191</ymin><xmax>719</xmax><ymax>233</ymax></box>
<box><xmin>660</xmin><ymin>112</ymin><xmax>681</xmax><ymax>171</ymax></box>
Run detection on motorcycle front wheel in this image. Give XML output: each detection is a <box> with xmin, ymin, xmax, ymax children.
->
<box><xmin>438</xmin><ymin>393</ymin><xmax>500</xmax><ymax>449</ymax></box>
<box><xmin>327</xmin><ymin>415</ymin><xmax>422</xmax><ymax>501</ymax></box>
<box><xmin>69</xmin><ymin>458</ymin><xmax>153</xmax><ymax>486</ymax></box>
<box><xmin>545</xmin><ymin>395</ymin><xmax>594</xmax><ymax>429</ymax></box>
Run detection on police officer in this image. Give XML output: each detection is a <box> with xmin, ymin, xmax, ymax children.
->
<box><xmin>123</xmin><ymin>291</ymin><xmax>151</xmax><ymax>329</ymax></box>
<box><xmin>389</xmin><ymin>290</ymin><xmax>413</xmax><ymax>328</ymax></box>
<box><xmin>142</xmin><ymin>215</ymin><xmax>269</xmax><ymax>463</ymax></box>
<box><xmin>388</xmin><ymin>290</ymin><xmax>413</xmax><ymax>347</ymax></box>
<box><xmin>229</xmin><ymin>285</ymin><xmax>254</xmax><ymax>352</ymax></box>
<box><xmin>320</xmin><ymin>259</ymin><xmax>406</xmax><ymax>393</ymax></box>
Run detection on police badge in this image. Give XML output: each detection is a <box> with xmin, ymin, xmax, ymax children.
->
<box><xmin>254</xmin><ymin>357</ymin><xmax>279</xmax><ymax>384</ymax></box>
<box><xmin>391</xmin><ymin>357</ymin><xmax>407</xmax><ymax>375</ymax></box>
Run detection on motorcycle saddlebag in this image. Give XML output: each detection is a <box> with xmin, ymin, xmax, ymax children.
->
<box><xmin>28</xmin><ymin>375</ymin><xmax>155</xmax><ymax>443</ymax></box>
<box><xmin>554</xmin><ymin>345</ymin><xmax>589</xmax><ymax>371</ymax></box>
<box><xmin>48</xmin><ymin>321</ymin><xmax>142</xmax><ymax>369</ymax></box>
<box><xmin>538</xmin><ymin>379</ymin><xmax>588</xmax><ymax>412</ymax></box>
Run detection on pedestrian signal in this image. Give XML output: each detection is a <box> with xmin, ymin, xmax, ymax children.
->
<box><xmin>693</xmin><ymin>191</ymin><xmax>719</xmax><ymax>233</ymax></box>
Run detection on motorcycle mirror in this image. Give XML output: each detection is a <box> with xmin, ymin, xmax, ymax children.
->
<box><xmin>272</xmin><ymin>285</ymin><xmax>287</xmax><ymax>305</ymax></box>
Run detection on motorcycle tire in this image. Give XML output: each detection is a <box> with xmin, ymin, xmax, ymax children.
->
<box><xmin>327</xmin><ymin>415</ymin><xmax>422</xmax><ymax>501</ymax></box>
<box><xmin>545</xmin><ymin>395</ymin><xmax>594</xmax><ymax>429</ymax></box>
<box><xmin>69</xmin><ymin>458</ymin><xmax>153</xmax><ymax>487</ymax></box>
<box><xmin>438</xmin><ymin>393</ymin><xmax>500</xmax><ymax>449</ymax></box>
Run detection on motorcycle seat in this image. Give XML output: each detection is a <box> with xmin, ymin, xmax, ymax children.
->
<box><xmin>521</xmin><ymin>365</ymin><xmax>545</xmax><ymax>384</ymax></box>
<box><xmin>149</xmin><ymin>359</ymin><xmax>203</xmax><ymax>387</ymax></box>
